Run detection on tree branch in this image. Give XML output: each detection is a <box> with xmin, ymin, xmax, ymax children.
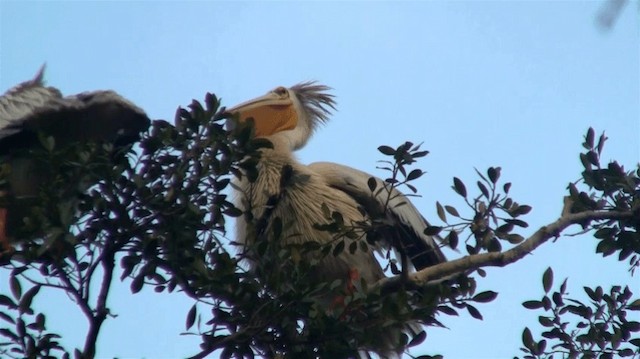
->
<box><xmin>374</xmin><ymin>209</ymin><xmax>634</xmax><ymax>293</ymax></box>
<box><xmin>82</xmin><ymin>247</ymin><xmax>115</xmax><ymax>358</ymax></box>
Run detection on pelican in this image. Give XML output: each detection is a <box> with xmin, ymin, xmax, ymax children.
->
<box><xmin>0</xmin><ymin>66</ymin><xmax>150</xmax><ymax>261</ymax></box>
<box><xmin>228</xmin><ymin>82</ymin><xmax>446</xmax><ymax>357</ymax></box>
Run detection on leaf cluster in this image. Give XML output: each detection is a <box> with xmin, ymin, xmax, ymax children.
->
<box><xmin>568</xmin><ymin>128</ymin><xmax>640</xmax><ymax>273</ymax></box>
<box><xmin>425</xmin><ymin>165</ymin><xmax>531</xmax><ymax>274</ymax></box>
<box><xmin>0</xmin><ymin>277</ymin><xmax>65</xmax><ymax>359</ymax></box>
<box><xmin>518</xmin><ymin>267</ymin><xmax>640</xmax><ymax>359</ymax></box>
<box><xmin>0</xmin><ymin>95</ymin><xmax>636</xmax><ymax>359</ymax></box>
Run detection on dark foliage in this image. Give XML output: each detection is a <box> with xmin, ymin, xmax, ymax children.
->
<box><xmin>0</xmin><ymin>88</ymin><xmax>636</xmax><ymax>359</ymax></box>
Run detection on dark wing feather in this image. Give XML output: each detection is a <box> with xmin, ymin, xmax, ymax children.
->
<box><xmin>0</xmin><ymin>67</ymin><xmax>150</xmax><ymax>153</ymax></box>
<box><xmin>308</xmin><ymin>161</ymin><xmax>446</xmax><ymax>271</ymax></box>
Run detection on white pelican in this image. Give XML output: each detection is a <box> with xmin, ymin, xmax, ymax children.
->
<box><xmin>0</xmin><ymin>66</ymin><xmax>150</xmax><ymax>260</ymax></box>
<box><xmin>228</xmin><ymin>82</ymin><xmax>446</xmax><ymax>357</ymax></box>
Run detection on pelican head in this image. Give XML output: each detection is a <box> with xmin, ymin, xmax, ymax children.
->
<box><xmin>226</xmin><ymin>82</ymin><xmax>336</xmax><ymax>150</ymax></box>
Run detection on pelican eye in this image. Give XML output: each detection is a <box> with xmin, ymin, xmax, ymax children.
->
<box><xmin>273</xmin><ymin>86</ymin><xmax>288</xmax><ymax>97</ymax></box>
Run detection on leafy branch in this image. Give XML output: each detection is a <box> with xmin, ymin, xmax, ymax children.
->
<box><xmin>517</xmin><ymin>267</ymin><xmax>640</xmax><ymax>359</ymax></box>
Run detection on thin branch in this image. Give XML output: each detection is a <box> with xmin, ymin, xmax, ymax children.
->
<box><xmin>82</xmin><ymin>245</ymin><xmax>115</xmax><ymax>358</ymax></box>
<box><xmin>53</xmin><ymin>262</ymin><xmax>94</xmax><ymax>320</ymax></box>
<box><xmin>19</xmin><ymin>273</ymin><xmax>68</xmax><ymax>291</ymax></box>
<box><xmin>81</xmin><ymin>181</ymin><xmax>132</xmax><ymax>357</ymax></box>
<box><xmin>374</xmin><ymin>209</ymin><xmax>635</xmax><ymax>293</ymax></box>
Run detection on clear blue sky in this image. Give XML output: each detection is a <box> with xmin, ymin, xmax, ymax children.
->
<box><xmin>0</xmin><ymin>1</ymin><xmax>638</xmax><ymax>358</ymax></box>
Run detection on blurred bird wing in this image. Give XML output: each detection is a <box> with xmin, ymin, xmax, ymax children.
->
<box><xmin>26</xmin><ymin>90</ymin><xmax>151</xmax><ymax>145</ymax></box>
<box><xmin>0</xmin><ymin>66</ymin><xmax>150</xmax><ymax>147</ymax></box>
<box><xmin>0</xmin><ymin>65</ymin><xmax>63</xmax><ymax>139</ymax></box>
<box><xmin>308</xmin><ymin>161</ymin><xmax>446</xmax><ymax>271</ymax></box>
<box><xmin>0</xmin><ymin>66</ymin><xmax>150</xmax><ymax>261</ymax></box>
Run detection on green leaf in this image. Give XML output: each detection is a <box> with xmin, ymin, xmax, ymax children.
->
<box><xmin>552</xmin><ymin>292</ymin><xmax>563</xmax><ymax>307</ymax></box>
<box><xmin>35</xmin><ymin>313</ymin><xmax>45</xmax><ymax>330</ymax></box>
<box><xmin>505</xmin><ymin>219</ymin><xmax>528</xmax><ymax>228</ymax></box>
<box><xmin>624</xmin><ymin>321</ymin><xmax>640</xmax><ymax>332</ymax></box>
<box><xmin>436</xmin><ymin>202</ymin><xmax>447</xmax><ymax>223</ymax></box>
<box><xmin>438</xmin><ymin>305</ymin><xmax>458</xmax><ymax>316</ymax></box>
<box><xmin>628</xmin><ymin>299</ymin><xmax>640</xmax><ymax>311</ymax></box>
<box><xmin>204</xmin><ymin>92</ymin><xmax>218</xmax><ymax>112</ymax></box>
<box><xmin>131</xmin><ymin>274</ymin><xmax>145</xmax><ymax>294</ymax></box>
<box><xmin>0</xmin><ymin>328</ymin><xmax>18</xmax><ymax>341</ymax></box>
<box><xmin>186</xmin><ymin>304</ymin><xmax>197</xmax><ymax>330</ymax></box>
<box><xmin>487</xmin><ymin>167</ymin><xmax>500</xmax><ymax>184</ymax></box>
<box><xmin>19</xmin><ymin>285</ymin><xmax>40</xmax><ymax>315</ymax></box>
<box><xmin>467</xmin><ymin>304</ymin><xmax>483</xmax><ymax>320</ymax></box>
<box><xmin>579</xmin><ymin>153</ymin><xmax>592</xmax><ymax>170</ymax></box>
<box><xmin>447</xmin><ymin>230</ymin><xmax>459</xmax><ymax>250</ymax></box>
<box><xmin>472</xmin><ymin>291</ymin><xmax>498</xmax><ymax>303</ymax></box>
<box><xmin>453</xmin><ymin>177</ymin><xmax>467</xmax><ymax>197</ymax></box>
<box><xmin>477</xmin><ymin>181</ymin><xmax>489</xmax><ymax>198</ymax></box>
<box><xmin>423</xmin><ymin>226</ymin><xmax>442</xmax><ymax>236</ymax></box>
<box><xmin>584</xmin><ymin>286</ymin><xmax>602</xmax><ymax>302</ymax></box>
<box><xmin>522</xmin><ymin>327</ymin><xmax>535</xmax><ymax>352</ymax></box>
<box><xmin>78</xmin><ymin>262</ymin><xmax>90</xmax><ymax>272</ymax></box>
<box><xmin>585</xmin><ymin>127</ymin><xmax>595</xmax><ymax>149</ymax></box>
<box><xmin>522</xmin><ymin>300</ymin><xmax>543</xmax><ymax>310</ymax></box>
<box><xmin>412</xmin><ymin>150</ymin><xmax>429</xmax><ymax>158</ymax></box>
<box><xmin>542</xmin><ymin>267</ymin><xmax>553</xmax><ymax>293</ymax></box>
<box><xmin>586</xmin><ymin>150</ymin><xmax>599</xmax><ymax>166</ymax></box>
<box><xmin>332</xmin><ymin>240</ymin><xmax>345</xmax><ymax>257</ymax></box>
<box><xmin>331</xmin><ymin>211</ymin><xmax>344</xmax><ymax>226</ymax></box>
<box><xmin>596</xmin><ymin>238</ymin><xmax>616</xmax><ymax>256</ymax></box>
<box><xmin>597</xmin><ymin>132</ymin><xmax>607</xmax><ymax>154</ymax></box>
<box><xmin>406</xmin><ymin>169</ymin><xmax>423</xmax><ymax>181</ymax></box>
<box><xmin>10</xmin><ymin>275</ymin><xmax>21</xmax><ymax>301</ymax></box>
<box><xmin>367</xmin><ymin>177</ymin><xmax>377</xmax><ymax>192</ymax></box>
<box><xmin>487</xmin><ymin>238</ymin><xmax>501</xmax><ymax>252</ymax></box>
<box><xmin>620</xmin><ymin>349</ymin><xmax>634</xmax><ymax>357</ymax></box>
<box><xmin>537</xmin><ymin>339</ymin><xmax>547</xmax><ymax>354</ymax></box>
<box><xmin>222</xmin><ymin>206</ymin><xmax>243</xmax><ymax>217</ymax></box>
<box><xmin>496</xmin><ymin>223</ymin><xmax>514</xmax><ymax>235</ymax></box>
<box><xmin>378</xmin><ymin>145</ymin><xmax>395</xmax><ymax>156</ymax></box>
<box><xmin>349</xmin><ymin>241</ymin><xmax>358</xmax><ymax>254</ymax></box>
<box><xmin>444</xmin><ymin>205</ymin><xmax>459</xmax><ymax>217</ymax></box>
<box><xmin>0</xmin><ymin>311</ymin><xmax>14</xmax><ymax>324</ymax></box>
<box><xmin>538</xmin><ymin>316</ymin><xmax>554</xmax><ymax>327</ymax></box>
<box><xmin>506</xmin><ymin>234</ymin><xmax>524</xmax><ymax>244</ymax></box>
<box><xmin>408</xmin><ymin>330</ymin><xmax>426</xmax><ymax>347</ymax></box>
<box><xmin>513</xmin><ymin>205</ymin><xmax>532</xmax><ymax>216</ymax></box>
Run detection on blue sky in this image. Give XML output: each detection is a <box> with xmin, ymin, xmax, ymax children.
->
<box><xmin>0</xmin><ymin>1</ymin><xmax>638</xmax><ymax>358</ymax></box>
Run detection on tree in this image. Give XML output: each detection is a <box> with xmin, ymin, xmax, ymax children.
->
<box><xmin>0</xmin><ymin>93</ymin><xmax>638</xmax><ymax>359</ymax></box>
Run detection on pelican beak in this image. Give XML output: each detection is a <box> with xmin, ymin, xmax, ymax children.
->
<box><xmin>226</xmin><ymin>91</ymin><xmax>298</xmax><ymax>137</ymax></box>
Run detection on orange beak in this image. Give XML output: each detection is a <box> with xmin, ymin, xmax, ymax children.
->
<box><xmin>226</xmin><ymin>91</ymin><xmax>298</xmax><ymax>137</ymax></box>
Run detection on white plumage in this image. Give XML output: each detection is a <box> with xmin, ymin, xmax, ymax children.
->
<box><xmin>228</xmin><ymin>82</ymin><xmax>446</xmax><ymax>356</ymax></box>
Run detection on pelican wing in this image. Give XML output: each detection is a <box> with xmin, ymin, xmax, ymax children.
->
<box><xmin>0</xmin><ymin>67</ymin><xmax>151</xmax><ymax>260</ymax></box>
<box><xmin>0</xmin><ymin>66</ymin><xmax>61</xmax><ymax>140</ymax></box>
<box><xmin>308</xmin><ymin>161</ymin><xmax>446</xmax><ymax>271</ymax></box>
<box><xmin>0</xmin><ymin>66</ymin><xmax>150</xmax><ymax>152</ymax></box>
